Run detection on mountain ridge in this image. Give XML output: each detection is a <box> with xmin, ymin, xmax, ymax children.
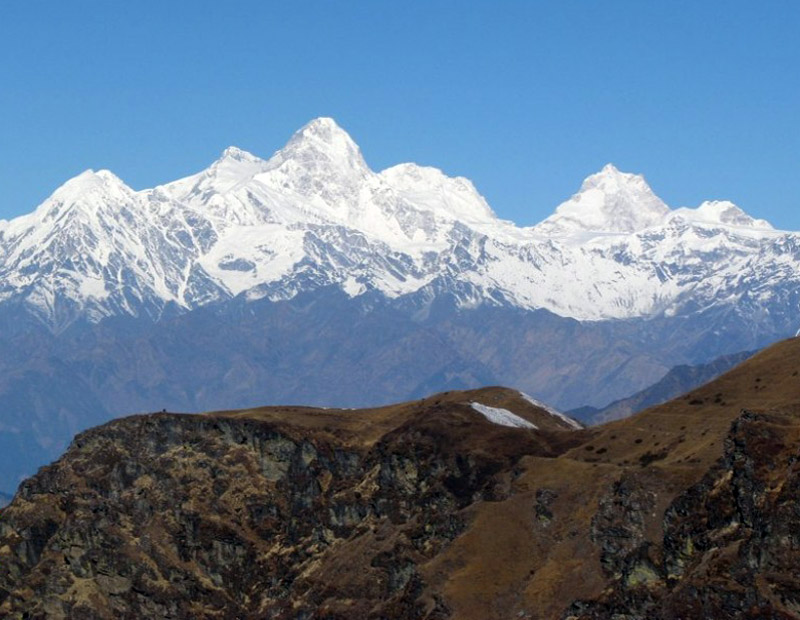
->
<box><xmin>571</xmin><ymin>349</ymin><xmax>757</xmax><ymax>425</ymax></box>
<box><xmin>0</xmin><ymin>117</ymin><xmax>794</xmax><ymax>332</ymax></box>
<box><xmin>3</xmin><ymin>338</ymin><xmax>800</xmax><ymax>618</ymax></box>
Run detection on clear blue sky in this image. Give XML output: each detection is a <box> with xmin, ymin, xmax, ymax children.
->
<box><xmin>1</xmin><ymin>1</ymin><xmax>798</xmax><ymax>228</ymax></box>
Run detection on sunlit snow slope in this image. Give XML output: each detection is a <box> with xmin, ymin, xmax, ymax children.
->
<box><xmin>0</xmin><ymin>117</ymin><xmax>795</xmax><ymax>330</ymax></box>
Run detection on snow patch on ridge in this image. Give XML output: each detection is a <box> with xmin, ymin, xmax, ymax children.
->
<box><xmin>519</xmin><ymin>392</ymin><xmax>583</xmax><ymax>429</ymax></box>
<box><xmin>471</xmin><ymin>402</ymin><xmax>537</xmax><ymax>429</ymax></box>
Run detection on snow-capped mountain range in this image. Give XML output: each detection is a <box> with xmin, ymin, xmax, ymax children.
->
<box><xmin>2</xmin><ymin>117</ymin><xmax>800</xmax><ymax>494</ymax></box>
<box><xmin>0</xmin><ymin>117</ymin><xmax>795</xmax><ymax>330</ymax></box>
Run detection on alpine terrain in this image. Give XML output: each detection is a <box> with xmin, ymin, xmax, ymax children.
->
<box><xmin>0</xmin><ymin>117</ymin><xmax>798</xmax><ymax>492</ymax></box>
<box><xmin>3</xmin><ymin>338</ymin><xmax>800</xmax><ymax>618</ymax></box>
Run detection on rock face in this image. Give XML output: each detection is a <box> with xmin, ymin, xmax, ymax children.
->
<box><xmin>0</xmin><ymin>389</ymin><xmax>580</xmax><ymax>619</ymax></box>
<box><xmin>568</xmin><ymin>410</ymin><xmax>800</xmax><ymax>619</ymax></box>
<box><xmin>3</xmin><ymin>340</ymin><xmax>800</xmax><ymax>619</ymax></box>
<box><xmin>0</xmin><ymin>415</ymin><xmax>480</xmax><ymax>618</ymax></box>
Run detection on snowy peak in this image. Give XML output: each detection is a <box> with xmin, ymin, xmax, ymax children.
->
<box><xmin>159</xmin><ymin>146</ymin><xmax>270</xmax><ymax>201</ymax></box>
<box><xmin>535</xmin><ymin>163</ymin><xmax>669</xmax><ymax>235</ymax></box>
<box><xmin>219</xmin><ymin>146</ymin><xmax>261</xmax><ymax>163</ymax></box>
<box><xmin>212</xmin><ymin>146</ymin><xmax>270</xmax><ymax>176</ymax></box>
<box><xmin>160</xmin><ymin>119</ymin><xmax>369</xmax><ymax>207</ymax></box>
<box><xmin>670</xmin><ymin>200</ymin><xmax>773</xmax><ymax>231</ymax></box>
<box><xmin>267</xmin><ymin>117</ymin><xmax>369</xmax><ymax>175</ymax></box>
<box><xmin>0</xmin><ymin>117</ymin><xmax>789</xmax><ymax>331</ymax></box>
<box><xmin>533</xmin><ymin>163</ymin><xmax>773</xmax><ymax>237</ymax></box>
<box><xmin>206</xmin><ymin>146</ymin><xmax>269</xmax><ymax>183</ymax></box>
<box><xmin>379</xmin><ymin>163</ymin><xmax>497</xmax><ymax>225</ymax></box>
<box><xmin>26</xmin><ymin>168</ymin><xmax>135</xmax><ymax>227</ymax></box>
<box><xmin>50</xmin><ymin>169</ymin><xmax>129</xmax><ymax>200</ymax></box>
<box><xmin>296</xmin><ymin>116</ymin><xmax>353</xmax><ymax>143</ymax></box>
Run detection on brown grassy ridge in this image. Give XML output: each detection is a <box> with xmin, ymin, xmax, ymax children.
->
<box><xmin>420</xmin><ymin>337</ymin><xmax>800</xmax><ymax>619</ymax></box>
<box><xmin>199</xmin><ymin>337</ymin><xmax>800</xmax><ymax>618</ymax></box>
<box><xmin>3</xmin><ymin>338</ymin><xmax>800</xmax><ymax>618</ymax></box>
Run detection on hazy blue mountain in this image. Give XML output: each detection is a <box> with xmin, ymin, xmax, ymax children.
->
<box><xmin>570</xmin><ymin>349</ymin><xmax>756</xmax><ymax>425</ymax></box>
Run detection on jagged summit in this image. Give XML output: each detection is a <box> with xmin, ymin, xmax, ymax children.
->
<box><xmin>52</xmin><ymin>168</ymin><xmax>128</xmax><ymax>196</ymax></box>
<box><xmin>265</xmin><ymin>116</ymin><xmax>369</xmax><ymax>176</ymax></box>
<box><xmin>207</xmin><ymin>146</ymin><xmax>268</xmax><ymax>178</ymax></box>
<box><xmin>379</xmin><ymin>162</ymin><xmax>498</xmax><ymax>224</ymax></box>
<box><xmin>296</xmin><ymin>116</ymin><xmax>352</xmax><ymax>142</ymax></box>
<box><xmin>534</xmin><ymin>163</ymin><xmax>670</xmax><ymax>235</ymax></box>
<box><xmin>218</xmin><ymin>145</ymin><xmax>263</xmax><ymax>164</ymax></box>
<box><xmin>0</xmin><ymin>118</ymin><xmax>790</xmax><ymax>330</ymax></box>
<box><xmin>160</xmin><ymin>145</ymin><xmax>269</xmax><ymax>201</ymax></box>
<box><xmin>277</xmin><ymin>117</ymin><xmax>364</xmax><ymax>162</ymax></box>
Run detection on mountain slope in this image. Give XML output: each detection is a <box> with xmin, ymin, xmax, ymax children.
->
<box><xmin>3</xmin><ymin>339</ymin><xmax>800</xmax><ymax>618</ymax></box>
<box><xmin>572</xmin><ymin>349</ymin><xmax>756</xmax><ymax>425</ymax></box>
<box><xmin>0</xmin><ymin>387</ymin><xmax>583</xmax><ymax>619</ymax></box>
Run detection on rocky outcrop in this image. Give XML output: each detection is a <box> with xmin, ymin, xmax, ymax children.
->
<box><xmin>566</xmin><ymin>410</ymin><xmax>800</xmax><ymax>619</ymax></box>
<box><xmin>0</xmin><ymin>401</ymin><xmax>570</xmax><ymax>619</ymax></box>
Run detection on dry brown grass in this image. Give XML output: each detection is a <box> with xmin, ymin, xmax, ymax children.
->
<box><xmin>414</xmin><ymin>337</ymin><xmax>800</xmax><ymax>618</ymax></box>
